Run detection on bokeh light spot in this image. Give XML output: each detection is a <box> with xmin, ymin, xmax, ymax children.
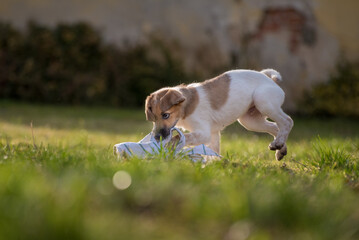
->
<box><xmin>112</xmin><ymin>171</ymin><xmax>132</xmax><ymax>190</ymax></box>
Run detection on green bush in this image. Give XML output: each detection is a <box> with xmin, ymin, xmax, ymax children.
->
<box><xmin>301</xmin><ymin>61</ymin><xmax>359</xmax><ymax>117</ymax></box>
<box><xmin>0</xmin><ymin>21</ymin><xmax>192</xmax><ymax>107</ymax></box>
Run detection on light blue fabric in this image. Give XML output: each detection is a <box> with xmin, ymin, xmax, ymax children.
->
<box><xmin>114</xmin><ymin>127</ymin><xmax>220</xmax><ymax>162</ymax></box>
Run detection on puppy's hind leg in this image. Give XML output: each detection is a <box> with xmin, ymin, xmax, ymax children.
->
<box><xmin>238</xmin><ymin>107</ymin><xmax>279</xmax><ymax>137</ymax></box>
<box><xmin>263</xmin><ymin>108</ymin><xmax>293</xmax><ymax>152</ymax></box>
<box><xmin>253</xmin><ymin>86</ymin><xmax>293</xmax><ymax>160</ymax></box>
<box><xmin>238</xmin><ymin>108</ymin><xmax>288</xmax><ymax>160</ymax></box>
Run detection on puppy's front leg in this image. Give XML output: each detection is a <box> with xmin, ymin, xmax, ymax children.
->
<box><xmin>166</xmin><ymin>131</ymin><xmax>211</xmax><ymax>149</ymax></box>
<box><xmin>184</xmin><ymin>131</ymin><xmax>211</xmax><ymax>147</ymax></box>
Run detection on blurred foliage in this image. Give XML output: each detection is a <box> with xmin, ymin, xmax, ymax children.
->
<box><xmin>0</xmin><ymin>21</ymin><xmax>192</xmax><ymax>107</ymax></box>
<box><xmin>301</xmin><ymin>61</ymin><xmax>359</xmax><ymax>117</ymax></box>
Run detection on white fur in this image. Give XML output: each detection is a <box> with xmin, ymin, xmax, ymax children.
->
<box><xmin>177</xmin><ymin>69</ymin><xmax>293</xmax><ymax>160</ymax></box>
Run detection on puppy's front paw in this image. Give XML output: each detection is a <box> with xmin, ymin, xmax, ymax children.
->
<box><xmin>165</xmin><ymin>135</ymin><xmax>181</xmax><ymax>150</ymax></box>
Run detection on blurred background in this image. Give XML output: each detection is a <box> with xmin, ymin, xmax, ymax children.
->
<box><xmin>0</xmin><ymin>0</ymin><xmax>358</xmax><ymax>116</ymax></box>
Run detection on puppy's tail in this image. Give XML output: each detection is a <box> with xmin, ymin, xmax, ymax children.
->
<box><xmin>261</xmin><ymin>69</ymin><xmax>282</xmax><ymax>84</ymax></box>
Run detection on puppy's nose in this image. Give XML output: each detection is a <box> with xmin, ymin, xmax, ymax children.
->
<box><xmin>154</xmin><ymin>129</ymin><xmax>169</xmax><ymax>141</ymax></box>
<box><xmin>154</xmin><ymin>134</ymin><xmax>161</xmax><ymax>141</ymax></box>
<box><xmin>159</xmin><ymin>128</ymin><xmax>169</xmax><ymax>139</ymax></box>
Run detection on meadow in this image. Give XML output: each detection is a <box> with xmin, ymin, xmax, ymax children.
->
<box><xmin>0</xmin><ymin>101</ymin><xmax>359</xmax><ymax>240</ymax></box>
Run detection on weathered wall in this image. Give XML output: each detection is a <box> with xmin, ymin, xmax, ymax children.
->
<box><xmin>1</xmin><ymin>0</ymin><xmax>358</xmax><ymax>109</ymax></box>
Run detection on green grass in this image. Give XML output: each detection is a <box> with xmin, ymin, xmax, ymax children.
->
<box><xmin>0</xmin><ymin>101</ymin><xmax>359</xmax><ymax>240</ymax></box>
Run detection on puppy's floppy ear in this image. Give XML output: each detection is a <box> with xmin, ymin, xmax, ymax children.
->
<box><xmin>145</xmin><ymin>95</ymin><xmax>156</xmax><ymax>121</ymax></box>
<box><xmin>160</xmin><ymin>89</ymin><xmax>185</xmax><ymax>112</ymax></box>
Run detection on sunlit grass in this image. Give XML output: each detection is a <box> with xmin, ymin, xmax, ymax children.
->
<box><xmin>0</xmin><ymin>102</ymin><xmax>359</xmax><ymax>240</ymax></box>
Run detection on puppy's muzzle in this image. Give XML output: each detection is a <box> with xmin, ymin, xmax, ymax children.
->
<box><xmin>154</xmin><ymin>128</ymin><xmax>170</xmax><ymax>141</ymax></box>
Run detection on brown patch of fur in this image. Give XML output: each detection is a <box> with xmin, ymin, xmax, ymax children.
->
<box><xmin>160</xmin><ymin>89</ymin><xmax>185</xmax><ymax>112</ymax></box>
<box><xmin>202</xmin><ymin>73</ymin><xmax>231</xmax><ymax>110</ymax></box>
<box><xmin>179</xmin><ymin>87</ymin><xmax>199</xmax><ymax>118</ymax></box>
<box><xmin>145</xmin><ymin>89</ymin><xmax>170</xmax><ymax>121</ymax></box>
<box><xmin>145</xmin><ymin>95</ymin><xmax>156</xmax><ymax>121</ymax></box>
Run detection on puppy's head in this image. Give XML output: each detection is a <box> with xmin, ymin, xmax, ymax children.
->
<box><xmin>145</xmin><ymin>88</ymin><xmax>185</xmax><ymax>141</ymax></box>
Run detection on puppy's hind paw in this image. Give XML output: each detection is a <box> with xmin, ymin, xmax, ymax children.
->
<box><xmin>275</xmin><ymin>146</ymin><xmax>287</xmax><ymax>161</ymax></box>
<box><xmin>269</xmin><ymin>141</ymin><xmax>284</xmax><ymax>151</ymax></box>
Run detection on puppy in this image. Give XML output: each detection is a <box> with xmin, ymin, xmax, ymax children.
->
<box><xmin>145</xmin><ymin>69</ymin><xmax>293</xmax><ymax>160</ymax></box>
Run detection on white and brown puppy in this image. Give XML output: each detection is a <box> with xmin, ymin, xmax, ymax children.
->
<box><xmin>145</xmin><ymin>69</ymin><xmax>293</xmax><ymax>160</ymax></box>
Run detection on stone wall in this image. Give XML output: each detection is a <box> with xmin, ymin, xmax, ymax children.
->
<box><xmin>1</xmin><ymin>0</ymin><xmax>358</xmax><ymax>109</ymax></box>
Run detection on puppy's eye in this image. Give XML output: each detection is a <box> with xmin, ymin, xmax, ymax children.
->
<box><xmin>162</xmin><ymin>113</ymin><xmax>170</xmax><ymax>119</ymax></box>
